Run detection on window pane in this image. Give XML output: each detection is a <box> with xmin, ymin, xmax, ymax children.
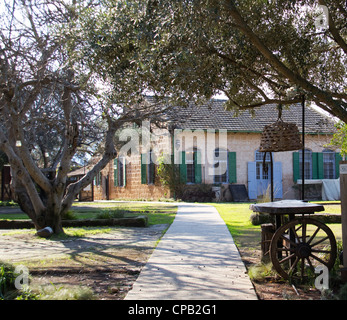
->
<box><xmin>255</xmin><ymin>150</ymin><xmax>271</xmax><ymax>180</ymax></box>
<box><xmin>213</xmin><ymin>149</ymin><xmax>228</xmax><ymax>184</ymax></box>
<box><xmin>299</xmin><ymin>149</ymin><xmax>312</xmax><ymax>179</ymax></box>
<box><xmin>323</xmin><ymin>150</ymin><xmax>335</xmax><ymax>179</ymax></box>
<box><xmin>119</xmin><ymin>160</ymin><xmax>124</xmax><ymax>186</ymax></box>
<box><xmin>187</xmin><ymin>163</ymin><xmax>195</xmax><ymax>183</ymax></box>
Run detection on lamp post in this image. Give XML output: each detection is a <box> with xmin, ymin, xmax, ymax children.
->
<box><xmin>301</xmin><ymin>94</ymin><xmax>305</xmax><ymax>201</ymax></box>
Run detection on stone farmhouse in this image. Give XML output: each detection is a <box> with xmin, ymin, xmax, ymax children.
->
<box><xmin>71</xmin><ymin>98</ymin><xmax>340</xmax><ymax>202</ymax></box>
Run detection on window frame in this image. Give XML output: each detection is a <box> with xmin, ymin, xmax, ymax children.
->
<box><xmin>323</xmin><ymin>149</ymin><xmax>335</xmax><ymax>179</ymax></box>
<box><xmin>213</xmin><ymin>148</ymin><xmax>228</xmax><ymax>184</ymax></box>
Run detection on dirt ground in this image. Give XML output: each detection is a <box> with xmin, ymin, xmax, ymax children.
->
<box><xmin>239</xmin><ymin>248</ymin><xmax>322</xmax><ymax>300</ymax></box>
<box><xmin>0</xmin><ymin>225</ymin><xmax>322</xmax><ymax>300</ymax></box>
<box><xmin>0</xmin><ymin>225</ymin><xmax>168</xmax><ymax>300</ymax></box>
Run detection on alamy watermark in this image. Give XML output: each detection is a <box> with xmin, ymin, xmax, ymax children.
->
<box><xmin>314</xmin><ymin>265</ymin><xmax>329</xmax><ymax>291</ymax></box>
<box><xmin>117</xmin><ymin>121</ymin><xmax>229</xmax><ymax>174</ymax></box>
<box><xmin>14</xmin><ymin>265</ymin><xmax>29</xmax><ymax>290</ymax></box>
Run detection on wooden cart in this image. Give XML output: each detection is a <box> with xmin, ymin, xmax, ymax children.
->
<box><xmin>250</xmin><ymin>200</ymin><xmax>337</xmax><ymax>280</ymax></box>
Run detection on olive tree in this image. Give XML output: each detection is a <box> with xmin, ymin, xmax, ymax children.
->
<box><xmin>0</xmin><ymin>0</ymin><xmax>165</xmax><ymax>234</ymax></box>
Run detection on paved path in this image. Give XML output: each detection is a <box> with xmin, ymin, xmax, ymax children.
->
<box><xmin>125</xmin><ymin>203</ymin><xmax>257</xmax><ymax>300</ymax></box>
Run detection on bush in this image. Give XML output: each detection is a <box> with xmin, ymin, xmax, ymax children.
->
<box><xmin>181</xmin><ymin>184</ymin><xmax>215</xmax><ymax>202</ymax></box>
<box><xmin>338</xmin><ymin>283</ymin><xmax>347</xmax><ymax>300</ymax></box>
<box><xmin>96</xmin><ymin>208</ymin><xmax>128</xmax><ymax>219</ymax></box>
<box><xmin>0</xmin><ymin>261</ymin><xmax>17</xmax><ymax>299</ymax></box>
<box><xmin>250</xmin><ymin>212</ymin><xmax>274</xmax><ymax>225</ymax></box>
<box><xmin>38</xmin><ymin>284</ymin><xmax>96</xmax><ymax>300</ymax></box>
<box><xmin>0</xmin><ymin>261</ymin><xmax>38</xmax><ymax>300</ymax></box>
<box><xmin>62</xmin><ymin>210</ymin><xmax>77</xmax><ymax>220</ymax></box>
<box><xmin>248</xmin><ymin>262</ymin><xmax>275</xmax><ymax>281</ymax></box>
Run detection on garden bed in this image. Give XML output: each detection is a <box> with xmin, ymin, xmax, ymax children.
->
<box><xmin>0</xmin><ymin>215</ymin><xmax>148</xmax><ymax>229</ymax></box>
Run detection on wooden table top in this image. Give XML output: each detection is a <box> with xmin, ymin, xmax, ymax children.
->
<box><xmin>249</xmin><ymin>200</ymin><xmax>325</xmax><ymax>215</ymax></box>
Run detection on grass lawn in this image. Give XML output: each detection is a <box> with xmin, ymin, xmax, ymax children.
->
<box><xmin>212</xmin><ymin>202</ymin><xmax>343</xmax><ymax>251</ymax></box>
<box><xmin>212</xmin><ymin>203</ymin><xmax>261</xmax><ymax>250</ymax></box>
<box><xmin>0</xmin><ymin>201</ymin><xmax>177</xmax><ymax>231</ymax></box>
<box><xmin>71</xmin><ymin>201</ymin><xmax>177</xmax><ymax>226</ymax></box>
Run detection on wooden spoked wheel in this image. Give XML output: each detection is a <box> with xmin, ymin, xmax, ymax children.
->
<box><xmin>269</xmin><ymin>218</ymin><xmax>337</xmax><ymax>281</ymax></box>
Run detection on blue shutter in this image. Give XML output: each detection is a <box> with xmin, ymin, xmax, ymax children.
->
<box><xmin>248</xmin><ymin>162</ymin><xmax>257</xmax><ymax>200</ymax></box>
<box><xmin>274</xmin><ymin>162</ymin><xmax>283</xmax><ymax>199</ymax></box>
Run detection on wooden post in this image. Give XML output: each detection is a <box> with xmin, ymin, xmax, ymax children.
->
<box><xmin>339</xmin><ymin>161</ymin><xmax>347</xmax><ymax>282</ymax></box>
<box><xmin>261</xmin><ymin>223</ymin><xmax>275</xmax><ymax>263</ymax></box>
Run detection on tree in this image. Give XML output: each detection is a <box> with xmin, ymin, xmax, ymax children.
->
<box><xmin>326</xmin><ymin>121</ymin><xmax>347</xmax><ymax>156</ymax></box>
<box><xmin>0</xmin><ymin>0</ymin><xmax>167</xmax><ymax>235</ymax></box>
<box><xmin>130</xmin><ymin>0</ymin><xmax>346</xmax><ymax>121</ymax></box>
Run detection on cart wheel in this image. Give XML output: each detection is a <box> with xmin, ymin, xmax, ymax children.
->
<box><xmin>269</xmin><ymin>218</ymin><xmax>337</xmax><ymax>281</ymax></box>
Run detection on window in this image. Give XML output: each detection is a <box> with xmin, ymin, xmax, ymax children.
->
<box><xmin>293</xmin><ymin>150</ymin><xmax>341</xmax><ymax>182</ymax></box>
<box><xmin>179</xmin><ymin>149</ymin><xmax>202</xmax><ymax>184</ymax></box>
<box><xmin>214</xmin><ymin>148</ymin><xmax>228</xmax><ymax>184</ymax></box>
<box><xmin>147</xmin><ymin>150</ymin><xmax>155</xmax><ymax>185</ymax></box>
<box><xmin>114</xmin><ymin>157</ymin><xmax>126</xmax><ymax>187</ymax></box>
<box><xmin>94</xmin><ymin>171</ymin><xmax>101</xmax><ymax>186</ymax></box>
<box><xmin>255</xmin><ymin>150</ymin><xmax>272</xmax><ymax>180</ymax></box>
<box><xmin>186</xmin><ymin>150</ymin><xmax>196</xmax><ymax>184</ymax></box>
<box><xmin>141</xmin><ymin>151</ymin><xmax>155</xmax><ymax>184</ymax></box>
<box><xmin>299</xmin><ymin>149</ymin><xmax>312</xmax><ymax>180</ymax></box>
<box><xmin>323</xmin><ymin>149</ymin><xmax>335</xmax><ymax>179</ymax></box>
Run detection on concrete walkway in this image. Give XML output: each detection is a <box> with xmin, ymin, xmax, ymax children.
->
<box><xmin>125</xmin><ymin>203</ymin><xmax>257</xmax><ymax>300</ymax></box>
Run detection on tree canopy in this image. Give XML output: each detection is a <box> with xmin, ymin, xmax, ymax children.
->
<box><xmin>82</xmin><ymin>0</ymin><xmax>346</xmax><ymax>120</ymax></box>
<box><xmin>0</xmin><ymin>0</ymin><xmax>167</xmax><ymax>234</ymax></box>
<box><xmin>0</xmin><ymin>0</ymin><xmax>346</xmax><ymax>234</ymax></box>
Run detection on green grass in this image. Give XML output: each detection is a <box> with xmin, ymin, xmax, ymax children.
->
<box><xmin>212</xmin><ymin>202</ymin><xmax>342</xmax><ymax>250</ymax></box>
<box><xmin>212</xmin><ymin>203</ymin><xmax>261</xmax><ymax>250</ymax></box>
<box><xmin>0</xmin><ymin>202</ymin><xmax>177</xmax><ymax>226</ymax></box>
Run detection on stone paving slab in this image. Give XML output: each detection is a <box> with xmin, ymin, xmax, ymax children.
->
<box><xmin>125</xmin><ymin>204</ymin><xmax>257</xmax><ymax>300</ymax></box>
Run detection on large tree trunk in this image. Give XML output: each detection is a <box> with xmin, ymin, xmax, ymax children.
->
<box><xmin>12</xmin><ymin>184</ymin><xmax>65</xmax><ymax>235</ymax></box>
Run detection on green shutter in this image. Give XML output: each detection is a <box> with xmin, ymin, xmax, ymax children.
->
<box><xmin>335</xmin><ymin>153</ymin><xmax>343</xmax><ymax>178</ymax></box>
<box><xmin>293</xmin><ymin>152</ymin><xmax>300</xmax><ymax>182</ymax></box>
<box><xmin>179</xmin><ymin>151</ymin><xmax>187</xmax><ymax>184</ymax></box>
<box><xmin>312</xmin><ymin>152</ymin><xmax>324</xmax><ymax>179</ymax></box>
<box><xmin>114</xmin><ymin>158</ymin><xmax>118</xmax><ymax>187</ymax></box>
<box><xmin>194</xmin><ymin>151</ymin><xmax>202</xmax><ymax>184</ymax></box>
<box><xmin>228</xmin><ymin>152</ymin><xmax>237</xmax><ymax>183</ymax></box>
<box><xmin>141</xmin><ymin>154</ymin><xmax>147</xmax><ymax>184</ymax></box>
<box><xmin>312</xmin><ymin>152</ymin><xmax>318</xmax><ymax>179</ymax></box>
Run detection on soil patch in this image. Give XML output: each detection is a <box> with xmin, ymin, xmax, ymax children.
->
<box><xmin>238</xmin><ymin>247</ymin><xmax>322</xmax><ymax>300</ymax></box>
<box><xmin>0</xmin><ymin>216</ymin><xmax>148</xmax><ymax>229</ymax></box>
<box><xmin>0</xmin><ymin>224</ymin><xmax>168</xmax><ymax>300</ymax></box>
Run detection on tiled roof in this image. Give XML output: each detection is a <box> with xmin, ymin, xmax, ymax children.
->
<box><xmin>164</xmin><ymin>99</ymin><xmax>336</xmax><ymax>134</ymax></box>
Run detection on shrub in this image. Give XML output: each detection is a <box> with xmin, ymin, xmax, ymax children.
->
<box><xmin>250</xmin><ymin>212</ymin><xmax>274</xmax><ymax>225</ymax></box>
<box><xmin>0</xmin><ymin>261</ymin><xmax>17</xmax><ymax>299</ymax></box>
<box><xmin>338</xmin><ymin>283</ymin><xmax>347</xmax><ymax>300</ymax></box>
<box><xmin>96</xmin><ymin>208</ymin><xmax>127</xmax><ymax>219</ymax></box>
<box><xmin>62</xmin><ymin>210</ymin><xmax>77</xmax><ymax>220</ymax></box>
<box><xmin>0</xmin><ymin>261</ymin><xmax>38</xmax><ymax>300</ymax></box>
